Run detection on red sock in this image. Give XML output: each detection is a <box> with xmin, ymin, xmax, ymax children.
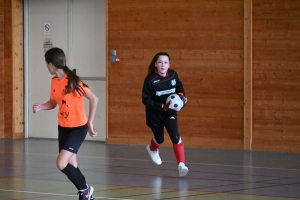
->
<box><xmin>173</xmin><ymin>142</ymin><xmax>185</xmax><ymax>164</ymax></box>
<box><xmin>149</xmin><ymin>138</ymin><xmax>160</xmax><ymax>151</ymax></box>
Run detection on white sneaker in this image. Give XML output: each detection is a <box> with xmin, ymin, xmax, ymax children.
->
<box><xmin>178</xmin><ymin>162</ymin><xmax>188</xmax><ymax>177</ymax></box>
<box><xmin>146</xmin><ymin>145</ymin><xmax>162</xmax><ymax>165</ymax></box>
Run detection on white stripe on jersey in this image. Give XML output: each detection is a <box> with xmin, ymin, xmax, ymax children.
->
<box><xmin>156</xmin><ymin>88</ymin><xmax>175</xmax><ymax>96</ymax></box>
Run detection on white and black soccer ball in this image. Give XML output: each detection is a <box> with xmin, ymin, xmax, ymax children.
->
<box><xmin>166</xmin><ymin>94</ymin><xmax>184</xmax><ymax>111</ymax></box>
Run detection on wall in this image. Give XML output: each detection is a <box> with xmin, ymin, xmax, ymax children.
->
<box><xmin>106</xmin><ymin>0</ymin><xmax>245</xmax><ymax>149</ymax></box>
<box><xmin>0</xmin><ymin>0</ymin><xmax>23</xmax><ymax>138</ymax></box>
<box><xmin>4</xmin><ymin>0</ymin><xmax>13</xmax><ymax>137</ymax></box>
<box><xmin>106</xmin><ymin>0</ymin><xmax>300</xmax><ymax>153</ymax></box>
<box><xmin>252</xmin><ymin>0</ymin><xmax>300</xmax><ymax>152</ymax></box>
<box><xmin>0</xmin><ymin>0</ymin><xmax>4</xmax><ymax>137</ymax></box>
<box><xmin>2</xmin><ymin>0</ymin><xmax>300</xmax><ymax>152</ymax></box>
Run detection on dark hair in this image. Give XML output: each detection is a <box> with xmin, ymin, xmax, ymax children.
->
<box><xmin>148</xmin><ymin>52</ymin><xmax>170</xmax><ymax>75</ymax></box>
<box><xmin>45</xmin><ymin>47</ymin><xmax>88</xmax><ymax>94</ymax></box>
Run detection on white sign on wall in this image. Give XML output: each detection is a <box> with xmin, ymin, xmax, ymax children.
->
<box><xmin>44</xmin><ymin>21</ymin><xmax>51</xmax><ymax>35</ymax></box>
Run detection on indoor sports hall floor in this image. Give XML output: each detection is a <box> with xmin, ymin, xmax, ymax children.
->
<box><xmin>0</xmin><ymin>138</ymin><xmax>300</xmax><ymax>200</ymax></box>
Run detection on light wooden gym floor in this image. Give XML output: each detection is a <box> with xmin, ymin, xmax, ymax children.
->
<box><xmin>0</xmin><ymin>138</ymin><xmax>300</xmax><ymax>200</ymax></box>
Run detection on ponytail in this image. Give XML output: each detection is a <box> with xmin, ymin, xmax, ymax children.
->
<box><xmin>62</xmin><ymin>66</ymin><xmax>89</xmax><ymax>95</ymax></box>
<box><xmin>45</xmin><ymin>47</ymin><xmax>88</xmax><ymax>95</ymax></box>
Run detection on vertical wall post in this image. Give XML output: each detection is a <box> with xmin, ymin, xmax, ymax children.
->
<box><xmin>24</xmin><ymin>0</ymin><xmax>29</xmax><ymax>138</ymax></box>
<box><xmin>244</xmin><ymin>0</ymin><xmax>252</xmax><ymax>150</ymax></box>
<box><xmin>12</xmin><ymin>0</ymin><xmax>23</xmax><ymax>138</ymax></box>
<box><xmin>0</xmin><ymin>0</ymin><xmax>4</xmax><ymax>138</ymax></box>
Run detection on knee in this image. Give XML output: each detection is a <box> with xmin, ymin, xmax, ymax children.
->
<box><xmin>170</xmin><ymin>135</ymin><xmax>181</xmax><ymax>144</ymax></box>
<box><xmin>154</xmin><ymin>137</ymin><xmax>164</xmax><ymax>144</ymax></box>
<box><xmin>56</xmin><ymin>159</ymin><xmax>67</xmax><ymax>170</ymax></box>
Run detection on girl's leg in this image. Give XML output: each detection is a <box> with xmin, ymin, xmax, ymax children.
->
<box><xmin>164</xmin><ymin>113</ymin><xmax>188</xmax><ymax>176</ymax></box>
<box><xmin>148</xmin><ymin>122</ymin><xmax>165</xmax><ymax>145</ymax></box>
<box><xmin>57</xmin><ymin>150</ymin><xmax>87</xmax><ymax>190</ymax></box>
<box><xmin>69</xmin><ymin>154</ymin><xmax>86</xmax><ymax>186</ymax></box>
<box><xmin>69</xmin><ymin>154</ymin><xmax>78</xmax><ymax>167</ymax></box>
<box><xmin>58</xmin><ymin>124</ymin><xmax>93</xmax><ymax>196</ymax></box>
<box><xmin>146</xmin><ymin>123</ymin><xmax>164</xmax><ymax>165</ymax></box>
<box><xmin>57</xmin><ymin>149</ymin><xmax>75</xmax><ymax>170</ymax></box>
<box><xmin>173</xmin><ymin>138</ymin><xmax>185</xmax><ymax>164</ymax></box>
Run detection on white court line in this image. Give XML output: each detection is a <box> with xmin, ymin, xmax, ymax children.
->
<box><xmin>0</xmin><ymin>189</ymin><xmax>135</xmax><ymax>200</ymax></box>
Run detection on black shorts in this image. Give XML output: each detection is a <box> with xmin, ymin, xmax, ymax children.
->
<box><xmin>147</xmin><ymin>112</ymin><xmax>180</xmax><ymax>144</ymax></box>
<box><xmin>58</xmin><ymin>123</ymin><xmax>88</xmax><ymax>154</ymax></box>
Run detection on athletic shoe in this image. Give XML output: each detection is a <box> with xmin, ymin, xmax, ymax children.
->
<box><xmin>178</xmin><ymin>162</ymin><xmax>188</xmax><ymax>177</ymax></box>
<box><xmin>78</xmin><ymin>184</ymin><xmax>94</xmax><ymax>200</ymax></box>
<box><xmin>90</xmin><ymin>195</ymin><xmax>94</xmax><ymax>200</ymax></box>
<box><xmin>146</xmin><ymin>145</ymin><xmax>162</xmax><ymax>165</ymax></box>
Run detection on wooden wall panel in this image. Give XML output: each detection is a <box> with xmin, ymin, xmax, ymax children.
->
<box><xmin>4</xmin><ymin>0</ymin><xmax>12</xmax><ymax>137</ymax></box>
<box><xmin>0</xmin><ymin>0</ymin><xmax>23</xmax><ymax>138</ymax></box>
<box><xmin>243</xmin><ymin>0</ymin><xmax>252</xmax><ymax>150</ymax></box>
<box><xmin>0</xmin><ymin>0</ymin><xmax>4</xmax><ymax>137</ymax></box>
<box><xmin>107</xmin><ymin>0</ymin><xmax>245</xmax><ymax>149</ymax></box>
<box><xmin>1</xmin><ymin>0</ymin><xmax>298</xmax><ymax>152</ymax></box>
<box><xmin>107</xmin><ymin>0</ymin><xmax>300</xmax><ymax>153</ymax></box>
<box><xmin>11</xmin><ymin>0</ymin><xmax>23</xmax><ymax>138</ymax></box>
<box><xmin>252</xmin><ymin>0</ymin><xmax>300</xmax><ymax>152</ymax></box>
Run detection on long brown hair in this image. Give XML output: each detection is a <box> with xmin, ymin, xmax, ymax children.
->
<box><xmin>148</xmin><ymin>52</ymin><xmax>170</xmax><ymax>75</ymax></box>
<box><xmin>45</xmin><ymin>47</ymin><xmax>88</xmax><ymax>94</ymax></box>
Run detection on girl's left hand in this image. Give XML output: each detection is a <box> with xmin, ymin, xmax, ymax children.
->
<box><xmin>88</xmin><ymin>123</ymin><xmax>98</xmax><ymax>137</ymax></box>
<box><xmin>178</xmin><ymin>92</ymin><xmax>188</xmax><ymax>105</ymax></box>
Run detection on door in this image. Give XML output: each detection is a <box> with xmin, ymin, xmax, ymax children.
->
<box><xmin>25</xmin><ymin>0</ymin><xmax>106</xmax><ymax>141</ymax></box>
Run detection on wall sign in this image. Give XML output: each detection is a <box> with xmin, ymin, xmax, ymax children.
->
<box><xmin>44</xmin><ymin>21</ymin><xmax>51</xmax><ymax>36</ymax></box>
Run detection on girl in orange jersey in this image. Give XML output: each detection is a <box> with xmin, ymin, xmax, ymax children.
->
<box><xmin>33</xmin><ymin>47</ymin><xmax>98</xmax><ymax>200</ymax></box>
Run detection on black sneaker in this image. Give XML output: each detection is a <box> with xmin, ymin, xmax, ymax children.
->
<box><xmin>78</xmin><ymin>185</ymin><xmax>94</xmax><ymax>200</ymax></box>
<box><xmin>90</xmin><ymin>195</ymin><xmax>94</xmax><ymax>200</ymax></box>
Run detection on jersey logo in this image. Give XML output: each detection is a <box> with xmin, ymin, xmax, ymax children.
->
<box><xmin>59</xmin><ymin>100</ymin><xmax>69</xmax><ymax>118</ymax></box>
<box><xmin>171</xmin><ymin>79</ymin><xmax>176</xmax><ymax>86</ymax></box>
<box><xmin>156</xmin><ymin>88</ymin><xmax>175</xmax><ymax>96</ymax></box>
<box><xmin>153</xmin><ymin>80</ymin><xmax>160</xmax><ymax>83</ymax></box>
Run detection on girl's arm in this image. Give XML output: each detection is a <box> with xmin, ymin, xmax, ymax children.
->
<box><xmin>33</xmin><ymin>98</ymin><xmax>57</xmax><ymax>113</ymax></box>
<box><xmin>85</xmin><ymin>91</ymin><xmax>99</xmax><ymax>137</ymax></box>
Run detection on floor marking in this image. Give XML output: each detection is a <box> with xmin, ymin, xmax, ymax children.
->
<box><xmin>4</xmin><ymin>151</ymin><xmax>300</xmax><ymax>171</ymax></box>
<box><xmin>0</xmin><ymin>189</ymin><xmax>135</xmax><ymax>200</ymax></box>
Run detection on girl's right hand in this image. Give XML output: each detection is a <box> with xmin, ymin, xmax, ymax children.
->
<box><xmin>88</xmin><ymin>122</ymin><xmax>98</xmax><ymax>137</ymax></box>
<box><xmin>33</xmin><ymin>104</ymin><xmax>42</xmax><ymax>113</ymax></box>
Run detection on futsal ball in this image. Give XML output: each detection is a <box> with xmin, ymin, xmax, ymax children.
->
<box><xmin>166</xmin><ymin>94</ymin><xmax>184</xmax><ymax>111</ymax></box>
